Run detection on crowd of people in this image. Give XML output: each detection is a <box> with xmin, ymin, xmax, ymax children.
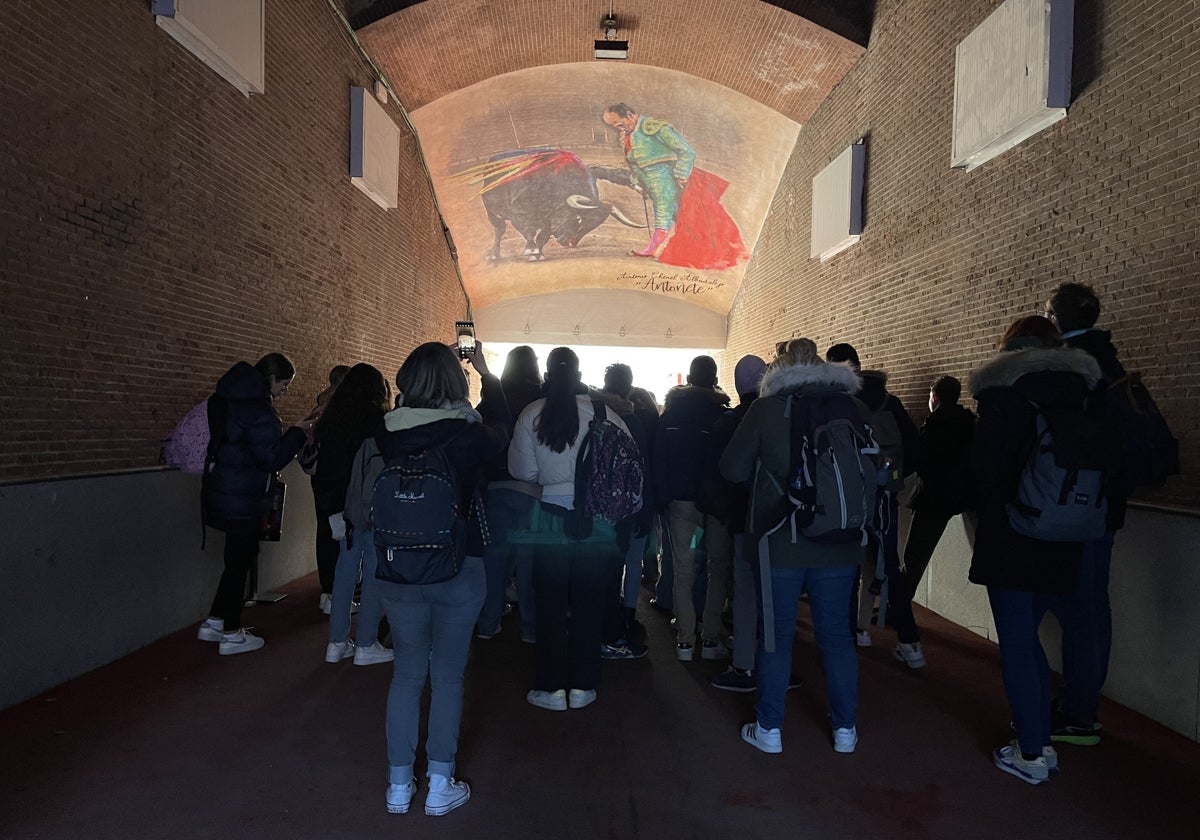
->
<box><xmin>187</xmin><ymin>281</ymin><xmax>1133</xmax><ymax>813</ymax></box>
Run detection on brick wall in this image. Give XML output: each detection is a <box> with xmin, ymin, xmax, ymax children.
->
<box><xmin>0</xmin><ymin>0</ymin><xmax>466</xmax><ymax>481</ymax></box>
<box><xmin>727</xmin><ymin>0</ymin><xmax>1200</xmax><ymax>509</ymax></box>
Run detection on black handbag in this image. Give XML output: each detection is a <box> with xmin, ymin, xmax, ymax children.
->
<box><xmin>260</xmin><ymin>474</ymin><xmax>286</xmax><ymax>542</ymax></box>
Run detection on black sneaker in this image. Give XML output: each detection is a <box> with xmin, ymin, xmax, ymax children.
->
<box><xmin>787</xmin><ymin>673</ymin><xmax>805</xmax><ymax>691</ymax></box>
<box><xmin>601</xmin><ymin>642</ymin><xmax>648</xmax><ymax>660</ymax></box>
<box><xmin>1050</xmin><ymin>721</ymin><xmax>1101</xmax><ymax>746</ymax></box>
<box><xmin>710</xmin><ymin>666</ymin><xmax>755</xmax><ymax>692</ymax></box>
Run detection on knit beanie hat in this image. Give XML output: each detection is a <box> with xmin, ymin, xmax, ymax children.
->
<box><xmin>734</xmin><ymin>355</ymin><xmax>768</xmax><ymax>397</ymax></box>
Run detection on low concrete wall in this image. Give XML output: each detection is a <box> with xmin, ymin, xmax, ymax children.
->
<box><xmin>909</xmin><ymin>507</ymin><xmax>1200</xmax><ymax>741</ymax></box>
<box><xmin>0</xmin><ymin>462</ymin><xmax>315</xmax><ymax>710</ymax></box>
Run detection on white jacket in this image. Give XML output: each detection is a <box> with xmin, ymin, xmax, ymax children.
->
<box><xmin>508</xmin><ymin>395</ymin><xmax>631</xmax><ymax>506</ymax></box>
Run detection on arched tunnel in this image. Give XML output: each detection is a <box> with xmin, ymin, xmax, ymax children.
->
<box><xmin>1</xmin><ymin>0</ymin><xmax>1198</xmax><ymax>835</ymax></box>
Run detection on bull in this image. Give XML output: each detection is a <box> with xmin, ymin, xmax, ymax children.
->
<box><xmin>472</xmin><ymin>149</ymin><xmax>644</xmax><ymax>262</ymax></box>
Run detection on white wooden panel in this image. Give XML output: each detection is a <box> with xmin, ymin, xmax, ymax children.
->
<box><xmin>349</xmin><ymin>87</ymin><xmax>401</xmax><ymax>210</ymax></box>
<box><xmin>810</xmin><ymin>143</ymin><xmax>865</xmax><ymax>261</ymax></box>
<box><xmin>951</xmin><ymin>0</ymin><xmax>1074</xmax><ymax>171</ymax></box>
<box><xmin>154</xmin><ymin>0</ymin><xmax>265</xmax><ymax>96</ymax></box>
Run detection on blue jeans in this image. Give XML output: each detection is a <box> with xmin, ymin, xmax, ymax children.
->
<box><xmin>329</xmin><ymin>527</ymin><xmax>383</xmax><ymax>647</ymax></box>
<box><xmin>755</xmin><ymin>564</ymin><xmax>858</xmax><ymax>731</ymax></box>
<box><xmin>1048</xmin><ymin>532</ymin><xmax>1114</xmax><ymax>725</ymax></box>
<box><xmin>987</xmin><ymin>587</ymin><xmax>1054</xmax><ymax>756</ymax></box>
<box><xmin>379</xmin><ymin>557</ymin><xmax>486</xmax><ymax>782</ymax></box>
<box><xmin>477</xmin><ymin>488</ymin><xmax>535</xmax><ymax>635</ymax></box>
<box><xmin>622</xmin><ymin>534</ymin><xmax>647</xmax><ymax>608</ymax></box>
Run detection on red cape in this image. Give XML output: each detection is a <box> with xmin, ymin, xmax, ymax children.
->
<box><xmin>658</xmin><ymin>169</ymin><xmax>747</xmax><ymax>270</ymax></box>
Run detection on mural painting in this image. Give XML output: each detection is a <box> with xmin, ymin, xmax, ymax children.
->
<box><xmin>411</xmin><ymin>64</ymin><xmax>801</xmax><ymax>318</ymax></box>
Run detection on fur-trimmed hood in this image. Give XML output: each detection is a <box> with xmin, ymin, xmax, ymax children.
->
<box><xmin>662</xmin><ymin>383</ymin><xmax>730</xmax><ymax>412</ymax></box>
<box><xmin>588</xmin><ymin>386</ymin><xmax>634</xmax><ymax>417</ymax></box>
<box><xmin>968</xmin><ymin>346</ymin><xmax>1103</xmax><ymax>397</ymax></box>
<box><xmin>759</xmin><ymin>360</ymin><xmax>861</xmax><ymax>398</ymax></box>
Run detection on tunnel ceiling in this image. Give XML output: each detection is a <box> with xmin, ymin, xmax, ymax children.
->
<box><xmin>353</xmin><ymin>1</ymin><xmax>870</xmax><ymax>347</ymax></box>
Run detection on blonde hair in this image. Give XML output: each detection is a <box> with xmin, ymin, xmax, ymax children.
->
<box><xmin>772</xmin><ymin>338</ymin><xmax>820</xmax><ymax>369</ymax></box>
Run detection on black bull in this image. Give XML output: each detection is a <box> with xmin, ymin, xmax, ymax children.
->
<box><xmin>482</xmin><ymin>157</ymin><xmax>644</xmax><ymax>262</ymax></box>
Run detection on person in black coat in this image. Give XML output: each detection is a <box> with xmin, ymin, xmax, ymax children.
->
<box><xmin>1044</xmin><ymin>282</ymin><xmax>1129</xmax><ymax>742</ymax></box>
<box><xmin>198</xmin><ymin>353</ymin><xmax>310</xmax><ymax>655</ymax></box>
<box><xmin>313</xmin><ymin>363</ymin><xmax>392</xmax><ymax>666</ymax></box>
<box><xmin>968</xmin><ymin>316</ymin><xmax>1102</xmax><ymax>785</ymax></box>
<box><xmin>887</xmin><ymin>375</ymin><xmax>976</xmax><ymax>667</ymax></box>
<box><xmin>651</xmin><ymin>355</ymin><xmax>731</xmax><ymax>659</ymax></box>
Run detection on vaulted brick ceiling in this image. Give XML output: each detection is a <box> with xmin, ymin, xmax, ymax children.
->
<box><xmin>349</xmin><ymin>1</ymin><xmax>871</xmax><ymax>346</ymax></box>
<box><xmin>353</xmin><ymin>0</ymin><xmax>869</xmax><ymax>122</ymax></box>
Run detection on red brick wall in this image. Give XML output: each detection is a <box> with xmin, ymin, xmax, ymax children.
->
<box><xmin>727</xmin><ymin>0</ymin><xmax>1200</xmax><ymax>509</ymax></box>
<box><xmin>0</xmin><ymin>0</ymin><xmax>466</xmax><ymax>481</ymax></box>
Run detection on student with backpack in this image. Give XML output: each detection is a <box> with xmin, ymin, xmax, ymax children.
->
<box><xmin>720</xmin><ymin>339</ymin><xmax>873</xmax><ymax>756</ymax></box>
<box><xmin>311</xmin><ymin>363</ymin><xmax>392</xmax><ymax>666</ymax></box>
<box><xmin>508</xmin><ymin>347</ymin><xmax>637</xmax><ymax>712</ymax></box>
<box><xmin>1043</xmin><ymin>282</ymin><xmax>1177</xmax><ymax>744</ymax></box>
<box><xmin>198</xmin><ymin>353</ymin><xmax>311</xmax><ymax>655</ymax></box>
<box><xmin>967</xmin><ymin>316</ymin><xmax>1104</xmax><ymax>785</ymax></box>
<box><xmin>343</xmin><ymin>341</ymin><xmax>509</xmax><ymax>817</ymax></box>
<box><xmin>825</xmin><ymin>344</ymin><xmax>919</xmax><ymax>651</ymax></box>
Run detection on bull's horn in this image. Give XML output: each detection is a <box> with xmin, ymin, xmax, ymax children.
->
<box><xmin>566</xmin><ymin>194</ymin><xmax>599</xmax><ymax>209</ymax></box>
<box><xmin>609</xmin><ymin>205</ymin><xmax>646</xmax><ymax>228</ymax></box>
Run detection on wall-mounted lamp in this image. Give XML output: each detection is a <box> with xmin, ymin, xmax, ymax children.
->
<box><xmin>618</xmin><ymin>325</ymin><xmax>626</xmax><ymax>337</ymax></box>
<box><xmin>523</xmin><ymin>321</ymin><xmax>532</xmax><ymax>335</ymax></box>
<box><xmin>665</xmin><ymin>327</ymin><xmax>673</xmax><ymax>340</ymax></box>
<box><xmin>595</xmin><ymin>2</ymin><xmax>628</xmax><ymax>59</ymax></box>
<box><xmin>572</xmin><ymin>323</ymin><xmax>582</xmax><ymax>336</ymax></box>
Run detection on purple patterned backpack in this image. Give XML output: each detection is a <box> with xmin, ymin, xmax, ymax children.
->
<box><xmin>575</xmin><ymin>401</ymin><xmax>644</xmax><ymax>524</ymax></box>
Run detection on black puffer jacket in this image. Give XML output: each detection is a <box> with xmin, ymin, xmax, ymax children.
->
<box><xmin>967</xmin><ymin>346</ymin><xmax>1103</xmax><ymax>594</ymax></box>
<box><xmin>652</xmin><ymin>384</ymin><xmax>730</xmax><ymax>504</ymax></box>
<box><xmin>202</xmin><ymin>362</ymin><xmax>307</xmax><ymax>529</ymax></box>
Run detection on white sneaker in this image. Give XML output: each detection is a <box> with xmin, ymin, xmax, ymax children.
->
<box><xmin>893</xmin><ymin>642</ymin><xmax>926</xmax><ymax>669</ymax></box>
<box><xmin>354</xmin><ymin>642</ymin><xmax>394</xmax><ymax>666</ymax></box>
<box><xmin>701</xmin><ymin>641</ymin><xmax>730</xmax><ymax>660</ymax></box>
<box><xmin>319</xmin><ymin>593</ymin><xmax>332</xmax><ymax>614</ymax></box>
<box><xmin>833</xmin><ymin>726</ymin><xmax>858</xmax><ymax>753</ymax></box>
<box><xmin>568</xmin><ymin>688</ymin><xmax>596</xmax><ymax>709</ymax></box>
<box><xmin>219</xmin><ymin>629</ymin><xmax>265</xmax><ymax>656</ymax></box>
<box><xmin>385</xmin><ymin>778</ymin><xmax>416</xmax><ymax>814</ymax></box>
<box><xmin>994</xmin><ymin>742</ymin><xmax>1049</xmax><ymax>784</ymax></box>
<box><xmin>424</xmin><ymin>774</ymin><xmax>470</xmax><ymax>816</ymax></box>
<box><xmin>526</xmin><ymin>689</ymin><xmax>567</xmax><ymax>711</ymax></box>
<box><xmin>325</xmin><ymin>641</ymin><xmax>354</xmax><ymax>663</ymax></box>
<box><xmin>1043</xmin><ymin>745</ymin><xmax>1059</xmax><ymax>773</ymax></box>
<box><xmin>197</xmin><ymin>618</ymin><xmax>224</xmax><ymax>642</ymax></box>
<box><xmin>741</xmin><ymin>722</ymin><xmax>782</xmax><ymax>754</ymax></box>
<box><xmin>855</xmin><ymin>630</ymin><xmax>872</xmax><ymax>647</ymax></box>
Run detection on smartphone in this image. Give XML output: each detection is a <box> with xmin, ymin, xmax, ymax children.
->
<box><xmin>455</xmin><ymin>321</ymin><xmax>476</xmax><ymax>359</ymax></box>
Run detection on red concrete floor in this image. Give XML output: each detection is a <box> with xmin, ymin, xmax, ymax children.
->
<box><xmin>2</xmin><ymin>573</ymin><xmax>1198</xmax><ymax>839</ymax></box>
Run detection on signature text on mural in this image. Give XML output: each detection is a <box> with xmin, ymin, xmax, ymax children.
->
<box><xmin>618</xmin><ymin>270</ymin><xmax>724</xmax><ymax>296</ymax></box>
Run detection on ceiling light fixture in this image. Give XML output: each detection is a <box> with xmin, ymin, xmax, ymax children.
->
<box><xmin>595</xmin><ymin>2</ymin><xmax>628</xmax><ymax>60</ymax></box>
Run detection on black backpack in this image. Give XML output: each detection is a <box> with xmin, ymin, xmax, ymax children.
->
<box><xmin>371</xmin><ymin>431</ymin><xmax>481</xmax><ymax>585</ymax></box>
<box><xmin>1102</xmin><ymin>373</ymin><xmax>1180</xmax><ymax>497</ymax></box>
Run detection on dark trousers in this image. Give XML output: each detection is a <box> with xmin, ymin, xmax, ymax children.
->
<box><xmin>210</xmin><ymin>530</ymin><xmax>259</xmax><ymax>631</ymax></box>
<box><xmin>890</xmin><ymin>505</ymin><xmax>957</xmax><ymax>644</ymax></box>
<box><xmin>314</xmin><ymin>502</ymin><xmax>338</xmax><ymax>594</ymax></box>
<box><xmin>528</xmin><ymin>505</ymin><xmax>618</xmax><ymax>692</ymax></box>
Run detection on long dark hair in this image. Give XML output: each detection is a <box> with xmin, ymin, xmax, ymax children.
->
<box><xmin>315</xmin><ymin>363</ymin><xmax>388</xmax><ymax>445</ymax></box>
<box><xmin>396</xmin><ymin>342</ymin><xmax>468</xmax><ymax>409</ymax></box>
<box><xmin>535</xmin><ymin>346</ymin><xmax>581</xmax><ymax>453</ymax></box>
